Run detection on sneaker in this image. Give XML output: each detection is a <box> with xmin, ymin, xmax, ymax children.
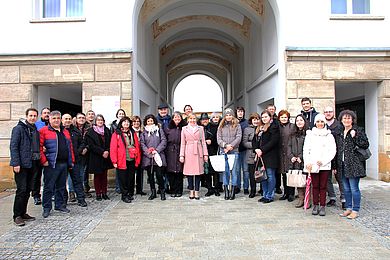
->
<box><xmin>347</xmin><ymin>211</ymin><xmax>359</xmax><ymax>219</ymax></box>
<box><xmin>326</xmin><ymin>199</ymin><xmax>336</xmax><ymax>207</ymax></box>
<box><xmin>275</xmin><ymin>188</ymin><xmax>283</xmax><ymax>194</ymax></box>
<box><xmin>34</xmin><ymin>197</ymin><xmax>42</xmax><ymax>205</ymax></box>
<box><xmin>77</xmin><ymin>200</ymin><xmax>87</xmax><ymax>207</ymax></box>
<box><xmin>55</xmin><ymin>207</ymin><xmax>70</xmax><ymax>213</ymax></box>
<box><xmin>22</xmin><ymin>214</ymin><xmax>36</xmax><ymax>221</ymax></box>
<box><xmin>42</xmin><ymin>210</ymin><xmax>50</xmax><ymax>218</ymax></box>
<box><xmin>14</xmin><ymin>216</ymin><xmax>25</xmax><ymax>226</ymax></box>
<box><xmin>312</xmin><ymin>205</ymin><xmax>319</xmax><ymax>215</ymax></box>
<box><xmin>319</xmin><ymin>206</ymin><xmax>326</xmax><ymax>216</ymax></box>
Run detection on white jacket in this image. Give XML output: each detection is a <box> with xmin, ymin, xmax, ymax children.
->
<box><xmin>303</xmin><ymin>127</ymin><xmax>336</xmax><ymax>173</ymax></box>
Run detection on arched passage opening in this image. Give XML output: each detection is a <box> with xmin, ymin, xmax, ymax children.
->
<box><xmin>173</xmin><ymin>74</ymin><xmax>223</xmax><ymax>113</ymax></box>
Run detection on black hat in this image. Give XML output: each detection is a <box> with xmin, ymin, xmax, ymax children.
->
<box><xmin>158</xmin><ymin>103</ymin><xmax>168</xmax><ymax>109</ymax></box>
<box><xmin>200</xmin><ymin>113</ymin><xmax>209</xmax><ymax>120</ymax></box>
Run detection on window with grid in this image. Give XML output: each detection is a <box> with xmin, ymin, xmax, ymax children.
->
<box><xmin>34</xmin><ymin>0</ymin><xmax>83</xmax><ymax>19</ymax></box>
<box><xmin>331</xmin><ymin>0</ymin><xmax>370</xmax><ymax>14</ymax></box>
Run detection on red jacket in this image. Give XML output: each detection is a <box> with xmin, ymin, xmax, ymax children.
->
<box><xmin>110</xmin><ymin>130</ymin><xmax>141</xmax><ymax>169</ymax></box>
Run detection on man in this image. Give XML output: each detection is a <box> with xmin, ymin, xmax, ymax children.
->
<box><xmin>266</xmin><ymin>104</ymin><xmax>278</xmax><ymax>123</ymax></box>
<box><xmin>324</xmin><ymin>106</ymin><xmax>345</xmax><ymax>209</ymax></box>
<box><xmin>84</xmin><ymin>110</ymin><xmax>95</xmax><ymax>192</ymax></box>
<box><xmin>40</xmin><ymin>111</ymin><xmax>75</xmax><ymax>218</ymax></box>
<box><xmin>86</xmin><ymin>110</ymin><xmax>95</xmax><ymax>125</ymax></box>
<box><xmin>300</xmin><ymin>97</ymin><xmax>318</xmax><ymax>129</ymax></box>
<box><xmin>10</xmin><ymin>108</ymin><xmax>40</xmax><ymax>226</ymax></box>
<box><xmin>235</xmin><ymin>107</ymin><xmax>249</xmax><ymax>194</ymax></box>
<box><xmin>62</xmin><ymin>113</ymin><xmax>87</xmax><ymax>207</ymax></box>
<box><xmin>156</xmin><ymin>103</ymin><xmax>171</xmax><ymax>130</ymax></box>
<box><xmin>31</xmin><ymin>107</ymin><xmax>50</xmax><ymax>205</ymax></box>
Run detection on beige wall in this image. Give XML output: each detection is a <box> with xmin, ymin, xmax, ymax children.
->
<box><xmin>0</xmin><ymin>52</ymin><xmax>132</xmax><ymax>190</ymax></box>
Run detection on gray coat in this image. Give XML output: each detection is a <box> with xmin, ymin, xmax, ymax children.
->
<box><xmin>140</xmin><ymin>127</ymin><xmax>167</xmax><ymax>168</ymax></box>
<box><xmin>287</xmin><ymin>133</ymin><xmax>305</xmax><ymax>170</ymax></box>
<box><xmin>279</xmin><ymin>123</ymin><xmax>295</xmax><ymax>173</ymax></box>
<box><xmin>217</xmin><ymin>121</ymin><xmax>242</xmax><ymax>153</ymax></box>
<box><xmin>242</xmin><ymin>125</ymin><xmax>256</xmax><ymax>164</ymax></box>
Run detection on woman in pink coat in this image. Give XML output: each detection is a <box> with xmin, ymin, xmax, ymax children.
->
<box><xmin>179</xmin><ymin>113</ymin><xmax>209</xmax><ymax>200</ymax></box>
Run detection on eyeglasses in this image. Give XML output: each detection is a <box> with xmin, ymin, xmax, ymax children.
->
<box><xmin>324</xmin><ymin>111</ymin><xmax>334</xmax><ymax>113</ymax></box>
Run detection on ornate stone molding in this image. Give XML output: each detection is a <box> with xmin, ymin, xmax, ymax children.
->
<box><xmin>160</xmin><ymin>39</ymin><xmax>239</xmax><ymax>56</ymax></box>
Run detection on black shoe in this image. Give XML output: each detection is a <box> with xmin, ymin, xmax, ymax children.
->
<box><xmin>55</xmin><ymin>207</ymin><xmax>70</xmax><ymax>213</ymax></box>
<box><xmin>275</xmin><ymin>188</ymin><xmax>283</xmax><ymax>194</ymax></box>
<box><xmin>22</xmin><ymin>214</ymin><xmax>36</xmax><ymax>221</ymax></box>
<box><xmin>263</xmin><ymin>198</ymin><xmax>273</xmax><ymax>204</ymax></box>
<box><xmin>249</xmin><ymin>193</ymin><xmax>255</xmax><ymax>198</ymax></box>
<box><xmin>42</xmin><ymin>210</ymin><xmax>50</xmax><ymax>218</ymax></box>
<box><xmin>14</xmin><ymin>216</ymin><xmax>25</xmax><ymax>226</ymax></box>
<box><xmin>341</xmin><ymin>202</ymin><xmax>346</xmax><ymax>210</ymax></box>
<box><xmin>224</xmin><ymin>185</ymin><xmax>230</xmax><ymax>200</ymax></box>
<box><xmin>214</xmin><ymin>189</ymin><xmax>220</xmax><ymax>197</ymax></box>
<box><xmin>122</xmin><ymin>197</ymin><xmax>132</xmax><ymax>203</ymax></box>
<box><xmin>160</xmin><ymin>189</ymin><xmax>166</xmax><ymax>201</ymax></box>
<box><xmin>148</xmin><ymin>189</ymin><xmax>157</xmax><ymax>200</ymax></box>
<box><xmin>128</xmin><ymin>195</ymin><xmax>134</xmax><ymax>201</ymax></box>
<box><xmin>102</xmin><ymin>194</ymin><xmax>110</xmax><ymax>200</ymax></box>
<box><xmin>287</xmin><ymin>195</ymin><xmax>295</xmax><ymax>202</ymax></box>
<box><xmin>230</xmin><ymin>186</ymin><xmax>236</xmax><ymax>200</ymax></box>
<box><xmin>34</xmin><ymin>197</ymin><xmax>42</xmax><ymax>205</ymax></box>
<box><xmin>137</xmin><ymin>191</ymin><xmax>147</xmax><ymax>196</ymax></box>
<box><xmin>327</xmin><ymin>199</ymin><xmax>336</xmax><ymax>207</ymax></box>
<box><xmin>244</xmin><ymin>189</ymin><xmax>249</xmax><ymax>195</ymax></box>
<box><xmin>157</xmin><ymin>189</ymin><xmax>161</xmax><ymax>195</ymax></box>
<box><xmin>205</xmin><ymin>189</ymin><xmax>214</xmax><ymax>197</ymax></box>
<box><xmin>234</xmin><ymin>187</ymin><xmax>240</xmax><ymax>194</ymax></box>
<box><xmin>77</xmin><ymin>200</ymin><xmax>87</xmax><ymax>207</ymax></box>
<box><xmin>84</xmin><ymin>185</ymin><xmax>90</xmax><ymax>193</ymax></box>
<box><xmin>258</xmin><ymin>189</ymin><xmax>263</xmax><ymax>194</ymax></box>
<box><xmin>258</xmin><ymin>197</ymin><xmax>266</xmax><ymax>202</ymax></box>
<box><xmin>279</xmin><ymin>194</ymin><xmax>288</xmax><ymax>200</ymax></box>
<box><xmin>176</xmin><ymin>193</ymin><xmax>182</xmax><ymax>197</ymax></box>
<box><xmin>96</xmin><ymin>195</ymin><xmax>102</xmax><ymax>201</ymax></box>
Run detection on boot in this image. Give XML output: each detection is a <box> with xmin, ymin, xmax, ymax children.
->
<box><xmin>160</xmin><ymin>189</ymin><xmax>166</xmax><ymax>201</ymax></box>
<box><xmin>214</xmin><ymin>188</ymin><xmax>220</xmax><ymax>197</ymax></box>
<box><xmin>295</xmin><ymin>199</ymin><xmax>304</xmax><ymax>208</ymax></box>
<box><xmin>205</xmin><ymin>188</ymin><xmax>214</xmax><ymax>197</ymax></box>
<box><xmin>148</xmin><ymin>189</ymin><xmax>156</xmax><ymax>200</ymax></box>
<box><xmin>224</xmin><ymin>185</ymin><xmax>229</xmax><ymax>200</ymax></box>
<box><xmin>230</xmin><ymin>186</ymin><xmax>236</xmax><ymax>200</ymax></box>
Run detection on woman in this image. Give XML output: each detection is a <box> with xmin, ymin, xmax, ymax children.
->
<box><xmin>252</xmin><ymin>111</ymin><xmax>280</xmax><ymax>203</ymax></box>
<box><xmin>110</xmin><ymin>117</ymin><xmax>141</xmax><ymax>203</ymax></box>
<box><xmin>85</xmin><ymin>114</ymin><xmax>113</xmax><ymax>201</ymax></box>
<box><xmin>110</xmin><ymin>108</ymin><xmax>126</xmax><ymax>194</ymax></box>
<box><xmin>183</xmin><ymin>105</ymin><xmax>193</xmax><ymax>122</ymax></box>
<box><xmin>336</xmin><ymin>110</ymin><xmax>369</xmax><ymax>219</ymax></box>
<box><xmin>217</xmin><ymin>108</ymin><xmax>242</xmax><ymax>200</ymax></box>
<box><xmin>140</xmin><ymin>114</ymin><xmax>167</xmax><ymax>201</ymax></box>
<box><xmin>303</xmin><ymin>113</ymin><xmax>336</xmax><ymax>216</ymax></box>
<box><xmin>165</xmin><ymin>112</ymin><xmax>186</xmax><ymax>197</ymax></box>
<box><xmin>179</xmin><ymin>113</ymin><xmax>208</xmax><ymax>200</ymax></box>
<box><xmin>278</xmin><ymin>110</ymin><xmax>296</xmax><ymax>202</ymax></box>
<box><xmin>132</xmin><ymin>116</ymin><xmax>146</xmax><ymax>196</ymax></box>
<box><xmin>287</xmin><ymin>114</ymin><xmax>309</xmax><ymax>208</ymax></box>
<box><xmin>242</xmin><ymin>112</ymin><xmax>260</xmax><ymax>198</ymax></box>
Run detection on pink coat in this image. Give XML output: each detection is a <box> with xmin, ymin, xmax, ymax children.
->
<box><xmin>180</xmin><ymin>125</ymin><xmax>208</xmax><ymax>176</ymax></box>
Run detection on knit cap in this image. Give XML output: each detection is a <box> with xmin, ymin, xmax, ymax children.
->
<box><xmin>223</xmin><ymin>108</ymin><xmax>234</xmax><ymax>117</ymax></box>
<box><xmin>314</xmin><ymin>113</ymin><xmax>326</xmax><ymax>123</ymax></box>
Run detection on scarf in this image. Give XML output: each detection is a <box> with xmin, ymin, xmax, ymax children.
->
<box><xmin>144</xmin><ymin>124</ymin><xmax>159</xmax><ymax>137</ymax></box>
<box><xmin>93</xmin><ymin>125</ymin><xmax>105</xmax><ymax>136</ymax></box>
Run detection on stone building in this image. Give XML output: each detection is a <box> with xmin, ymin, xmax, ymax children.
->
<box><xmin>0</xmin><ymin>0</ymin><xmax>389</xmax><ymax>188</ymax></box>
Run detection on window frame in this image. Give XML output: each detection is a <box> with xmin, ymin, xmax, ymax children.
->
<box><xmin>330</xmin><ymin>0</ymin><xmax>385</xmax><ymax>20</ymax></box>
<box><xmin>31</xmin><ymin>0</ymin><xmax>85</xmax><ymax>23</ymax></box>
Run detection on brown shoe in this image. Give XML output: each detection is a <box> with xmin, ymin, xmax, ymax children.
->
<box><xmin>295</xmin><ymin>199</ymin><xmax>304</xmax><ymax>208</ymax></box>
<box><xmin>339</xmin><ymin>210</ymin><xmax>352</xmax><ymax>217</ymax></box>
<box><xmin>22</xmin><ymin>214</ymin><xmax>36</xmax><ymax>221</ymax></box>
<box><xmin>14</xmin><ymin>216</ymin><xmax>25</xmax><ymax>226</ymax></box>
<box><xmin>347</xmin><ymin>211</ymin><xmax>359</xmax><ymax>219</ymax></box>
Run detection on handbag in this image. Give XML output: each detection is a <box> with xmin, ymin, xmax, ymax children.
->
<box><xmin>355</xmin><ymin>146</ymin><xmax>372</xmax><ymax>161</ymax></box>
<box><xmin>254</xmin><ymin>156</ymin><xmax>267</xmax><ymax>183</ymax></box>
<box><xmin>286</xmin><ymin>168</ymin><xmax>306</xmax><ymax>188</ymax></box>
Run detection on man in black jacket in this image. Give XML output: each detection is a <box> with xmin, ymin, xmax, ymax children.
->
<box><xmin>10</xmin><ymin>108</ymin><xmax>40</xmax><ymax>226</ymax></box>
<box><xmin>300</xmin><ymin>97</ymin><xmax>318</xmax><ymax>129</ymax></box>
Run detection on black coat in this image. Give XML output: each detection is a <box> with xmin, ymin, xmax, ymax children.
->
<box><xmin>164</xmin><ymin>126</ymin><xmax>183</xmax><ymax>173</ymax></box>
<box><xmin>10</xmin><ymin>120</ymin><xmax>40</xmax><ymax>168</ymax></box>
<box><xmin>252</xmin><ymin>123</ymin><xmax>280</xmax><ymax>169</ymax></box>
<box><xmin>68</xmin><ymin>125</ymin><xmax>87</xmax><ymax>162</ymax></box>
<box><xmin>85</xmin><ymin>127</ymin><xmax>113</xmax><ymax>174</ymax></box>
<box><xmin>279</xmin><ymin>122</ymin><xmax>295</xmax><ymax>173</ymax></box>
<box><xmin>205</xmin><ymin>122</ymin><xmax>219</xmax><ymax>156</ymax></box>
<box><xmin>335</xmin><ymin>126</ymin><xmax>369</xmax><ymax>178</ymax></box>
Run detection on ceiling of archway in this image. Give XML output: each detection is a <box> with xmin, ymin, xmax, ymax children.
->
<box><xmin>160</xmin><ymin>39</ymin><xmax>238</xmax><ymax>56</ymax></box>
<box><xmin>166</xmin><ymin>52</ymin><xmax>231</xmax><ymax>71</ymax></box>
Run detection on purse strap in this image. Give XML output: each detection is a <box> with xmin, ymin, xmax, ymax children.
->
<box><xmin>255</xmin><ymin>155</ymin><xmax>265</xmax><ymax>169</ymax></box>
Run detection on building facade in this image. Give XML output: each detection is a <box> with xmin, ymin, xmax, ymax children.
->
<box><xmin>0</xmin><ymin>0</ymin><xmax>389</xmax><ymax>188</ymax></box>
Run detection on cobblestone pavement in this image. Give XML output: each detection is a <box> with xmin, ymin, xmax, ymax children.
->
<box><xmin>0</xmin><ymin>179</ymin><xmax>389</xmax><ymax>260</ymax></box>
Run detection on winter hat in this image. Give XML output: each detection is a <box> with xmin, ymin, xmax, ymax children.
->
<box><xmin>223</xmin><ymin>108</ymin><xmax>234</xmax><ymax>117</ymax></box>
<box><xmin>158</xmin><ymin>103</ymin><xmax>168</xmax><ymax>109</ymax></box>
<box><xmin>200</xmin><ymin>113</ymin><xmax>209</xmax><ymax>120</ymax></box>
<box><xmin>314</xmin><ymin>113</ymin><xmax>326</xmax><ymax>123</ymax></box>
<box><xmin>210</xmin><ymin>112</ymin><xmax>220</xmax><ymax>119</ymax></box>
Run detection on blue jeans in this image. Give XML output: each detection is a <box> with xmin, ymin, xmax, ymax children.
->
<box><xmin>222</xmin><ymin>153</ymin><xmax>239</xmax><ymax>186</ymax></box>
<box><xmin>42</xmin><ymin>162</ymin><xmax>68</xmax><ymax>211</ymax></box>
<box><xmin>342</xmin><ymin>175</ymin><xmax>361</xmax><ymax>212</ymax></box>
<box><xmin>261</xmin><ymin>168</ymin><xmax>276</xmax><ymax>200</ymax></box>
<box><xmin>236</xmin><ymin>150</ymin><xmax>249</xmax><ymax>190</ymax></box>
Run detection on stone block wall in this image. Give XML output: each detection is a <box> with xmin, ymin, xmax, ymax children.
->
<box><xmin>286</xmin><ymin>50</ymin><xmax>390</xmax><ymax>182</ymax></box>
<box><xmin>0</xmin><ymin>52</ymin><xmax>132</xmax><ymax>190</ymax></box>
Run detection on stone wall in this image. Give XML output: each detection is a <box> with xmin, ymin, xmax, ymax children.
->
<box><xmin>0</xmin><ymin>52</ymin><xmax>132</xmax><ymax>190</ymax></box>
<box><xmin>286</xmin><ymin>50</ymin><xmax>390</xmax><ymax>182</ymax></box>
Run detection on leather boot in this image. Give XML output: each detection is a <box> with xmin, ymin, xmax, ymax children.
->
<box><xmin>214</xmin><ymin>188</ymin><xmax>220</xmax><ymax>197</ymax></box>
<box><xmin>148</xmin><ymin>189</ymin><xmax>156</xmax><ymax>200</ymax></box>
<box><xmin>160</xmin><ymin>189</ymin><xmax>166</xmax><ymax>201</ymax></box>
<box><xmin>205</xmin><ymin>188</ymin><xmax>214</xmax><ymax>197</ymax></box>
<box><xmin>230</xmin><ymin>186</ymin><xmax>236</xmax><ymax>200</ymax></box>
<box><xmin>224</xmin><ymin>185</ymin><xmax>229</xmax><ymax>200</ymax></box>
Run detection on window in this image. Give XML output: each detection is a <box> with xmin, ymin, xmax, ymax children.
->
<box><xmin>33</xmin><ymin>0</ymin><xmax>83</xmax><ymax>19</ymax></box>
<box><xmin>331</xmin><ymin>0</ymin><xmax>370</xmax><ymax>15</ymax></box>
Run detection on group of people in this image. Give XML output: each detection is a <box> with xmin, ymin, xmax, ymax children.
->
<box><xmin>9</xmin><ymin>97</ymin><xmax>369</xmax><ymax>226</ymax></box>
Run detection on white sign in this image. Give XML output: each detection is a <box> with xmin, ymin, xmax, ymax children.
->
<box><xmin>92</xmin><ymin>96</ymin><xmax>120</xmax><ymax>126</ymax></box>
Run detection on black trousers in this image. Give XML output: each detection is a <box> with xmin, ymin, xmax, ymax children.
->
<box><xmin>281</xmin><ymin>172</ymin><xmax>295</xmax><ymax>196</ymax></box>
<box><xmin>135</xmin><ymin>166</ymin><xmax>144</xmax><ymax>193</ymax></box>
<box><xmin>31</xmin><ymin>164</ymin><xmax>42</xmax><ymax>198</ymax></box>
<box><xmin>167</xmin><ymin>172</ymin><xmax>183</xmax><ymax>194</ymax></box>
<box><xmin>204</xmin><ymin>169</ymin><xmax>219</xmax><ymax>189</ymax></box>
<box><xmin>248</xmin><ymin>164</ymin><xmax>257</xmax><ymax>193</ymax></box>
<box><xmin>118</xmin><ymin>160</ymin><xmax>136</xmax><ymax>199</ymax></box>
<box><xmin>13</xmin><ymin>163</ymin><xmax>37</xmax><ymax>219</ymax></box>
<box><xmin>146</xmin><ymin>165</ymin><xmax>164</xmax><ymax>191</ymax></box>
<box><xmin>187</xmin><ymin>175</ymin><xmax>201</xmax><ymax>191</ymax></box>
<box><xmin>275</xmin><ymin>168</ymin><xmax>281</xmax><ymax>190</ymax></box>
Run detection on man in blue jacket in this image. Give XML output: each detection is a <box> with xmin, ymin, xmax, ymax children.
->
<box><xmin>10</xmin><ymin>108</ymin><xmax>40</xmax><ymax>226</ymax></box>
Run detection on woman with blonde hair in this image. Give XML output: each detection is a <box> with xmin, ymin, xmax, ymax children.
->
<box><xmin>217</xmin><ymin>108</ymin><xmax>242</xmax><ymax>200</ymax></box>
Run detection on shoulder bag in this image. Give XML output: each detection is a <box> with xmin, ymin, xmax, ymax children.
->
<box><xmin>254</xmin><ymin>156</ymin><xmax>267</xmax><ymax>183</ymax></box>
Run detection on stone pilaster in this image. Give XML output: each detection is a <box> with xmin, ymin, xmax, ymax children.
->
<box><xmin>378</xmin><ymin>80</ymin><xmax>390</xmax><ymax>182</ymax></box>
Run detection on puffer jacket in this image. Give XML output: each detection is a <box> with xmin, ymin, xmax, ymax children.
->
<box><xmin>335</xmin><ymin>126</ymin><xmax>369</xmax><ymax>178</ymax></box>
<box><xmin>303</xmin><ymin>127</ymin><xmax>336</xmax><ymax>173</ymax></box>
<box><xmin>110</xmin><ymin>129</ymin><xmax>141</xmax><ymax>169</ymax></box>
<box><xmin>39</xmin><ymin>125</ymin><xmax>74</xmax><ymax>168</ymax></box>
<box><xmin>242</xmin><ymin>125</ymin><xmax>256</xmax><ymax>164</ymax></box>
<box><xmin>217</xmin><ymin>120</ymin><xmax>242</xmax><ymax>153</ymax></box>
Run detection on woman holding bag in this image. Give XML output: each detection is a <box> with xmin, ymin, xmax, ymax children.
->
<box><xmin>179</xmin><ymin>113</ymin><xmax>208</xmax><ymax>200</ymax></box>
<box><xmin>110</xmin><ymin>117</ymin><xmax>141</xmax><ymax>203</ymax></box>
<box><xmin>303</xmin><ymin>113</ymin><xmax>336</xmax><ymax>216</ymax></box>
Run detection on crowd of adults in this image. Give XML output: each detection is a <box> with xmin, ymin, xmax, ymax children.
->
<box><xmin>9</xmin><ymin>98</ymin><xmax>369</xmax><ymax>226</ymax></box>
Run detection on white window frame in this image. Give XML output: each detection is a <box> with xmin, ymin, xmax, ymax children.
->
<box><xmin>330</xmin><ymin>0</ymin><xmax>385</xmax><ymax>20</ymax></box>
<box><xmin>31</xmin><ymin>0</ymin><xmax>86</xmax><ymax>23</ymax></box>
